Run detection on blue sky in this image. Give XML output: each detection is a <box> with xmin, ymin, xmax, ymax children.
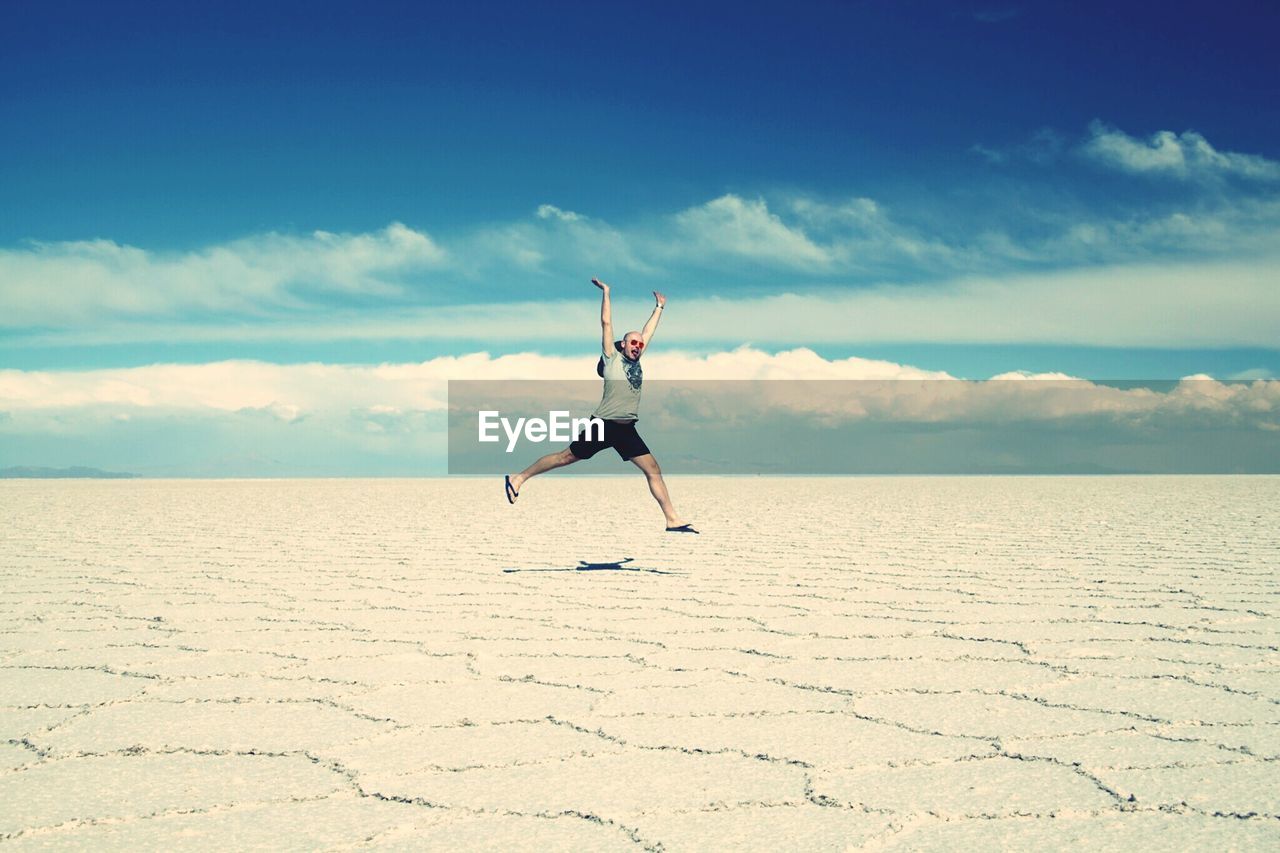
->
<box><xmin>5</xmin><ymin>1</ymin><xmax>1279</xmax><ymax>250</ymax></box>
<box><xmin>2</xmin><ymin>1</ymin><xmax>1278</xmax><ymax>473</ymax></box>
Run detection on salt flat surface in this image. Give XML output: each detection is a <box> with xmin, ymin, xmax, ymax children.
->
<box><xmin>1</xmin><ymin>475</ymin><xmax>1278</xmax><ymax>850</ymax></box>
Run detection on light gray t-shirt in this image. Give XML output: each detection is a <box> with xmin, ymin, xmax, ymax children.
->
<box><xmin>593</xmin><ymin>348</ymin><xmax>643</xmax><ymax>421</ymax></box>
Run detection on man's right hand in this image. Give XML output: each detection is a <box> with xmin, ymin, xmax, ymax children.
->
<box><xmin>591</xmin><ymin>278</ymin><xmax>610</xmax><ymax>292</ymax></box>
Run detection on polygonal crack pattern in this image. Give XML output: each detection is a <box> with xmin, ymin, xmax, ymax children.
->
<box><xmin>1</xmin><ymin>476</ymin><xmax>1277</xmax><ymax>849</ymax></box>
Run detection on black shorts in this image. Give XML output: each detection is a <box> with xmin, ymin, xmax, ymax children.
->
<box><xmin>568</xmin><ymin>419</ymin><xmax>651</xmax><ymax>462</ymax></box>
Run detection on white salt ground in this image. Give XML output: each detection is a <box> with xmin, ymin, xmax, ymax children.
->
<box><xmin>1</xmin><ymin>475</ymin><xmax>1277</xmax><ymax>850</ymax></box>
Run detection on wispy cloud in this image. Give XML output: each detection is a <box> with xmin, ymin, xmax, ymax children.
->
<box><xmin>4</xmin><ymin>169</ymin><xmax>1279</xmax><ymax>343</ymax></box>
<box><xmin>0</xmin><ymin>194</ymin><xmax>957</xmax><ymax>329</ymax></box>
<box><xmin>466</xmin><ymin>204</ymin><xmax>652</xmax><ymax>276</ymax></box>
<box><xmin>0</xmin><ymin>350</ymin><xmax>948</xmax><ymax>421</ymax></box>
<box><xmin>1080</xmin><ymin>121</ymin><xmax>1280</xmax><ymax>181</ymax></box>
<box><xmin>5</xmin><ymin>253</ymin><xmax>1277</xmax><ymax>350</ymax></box>
<box><xmin>0</xmin><ymin>223</ymin><xmax>446</xmax><ymax>326</ymax></box>
<box><xmin>788</xmin><ymin>196</ymin><xmax>959</xmax><ymax>272</ymax></box>
<box><xmin>972</xmin><ymin>122</ymin><xmax>1280</xmax><ymax>184</ymax></box>
<box><xmin>5</xmin><ymin>352</ymin><xmax>1274</xmax><ymax>475</ymax></box>
<box><xmin>3</xmin><ymin>352</ymin><xmax>1275</xmax><ymax>432</ymax></box>
<box><xmin>668</xmin><ymin>195</ymin><xmax>831</xmax><ymax>269</ymax></box>
<box><xmin>969</xmin><ymin>127</ymin><xmax>1064</xmax><ymax>165</ymax></box>
<box><xmin>1036</xmin><ymin>198</ymin><xmax>1280</xmax><ymax>260</ymax></box>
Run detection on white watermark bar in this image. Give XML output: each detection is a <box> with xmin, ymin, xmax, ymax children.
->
<box><xmin>478</xmin><ymin>410</ymin><xmax>604</xmax><ymax>453</ymax></box>
<box><xmin>447</xmin><ymin>379</ymin><xmax>1280</xmax><ymax>475</ymax></box>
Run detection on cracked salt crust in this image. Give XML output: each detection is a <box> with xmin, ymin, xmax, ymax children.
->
<box><xmin>590</xmin><ymin>677</ymin><xmax>850</xmax><ymax>716</ymax></box>
<box><xmin>626</xmin><ymin>804</ymin><xmax>896</xmax><ymax>852</ymax></box>
<box><xmin>1154</xmin><ymin>721</ymin><xmax>1280</xmax><ymax>759</ymax></box>
<box><xmin>870</xmin><ymin>812</ymin><xmax>1280</xmax><ymax>852</ymax></box>
<box><xmin>1031</xmin><ymin>674</ymin><xmax>1278</xmax><ymax>725</ymax></box>
<box><xmin>338</xmin><ymin>719</ymin><xmax>629</xmax><ymax>776</ymax></box>
<box><xmin>813</xmin><ymin>754</ymin><xmax>1120</xmax><ymax>815</ymax></box>
<box><xmin>1</xmin><ymin>793</ymin><xmax>463</xmax><ymax>851</ymax></box>
<box><xmin>0</xmin><ymin>742</ymin><xmax>32</xmax><ymax>772</ymax></box>
<box><xmin>1001</xmin><ymin>729</ymin><xmax>1252</xmax><ymax>770</ymax></box>
<box><xmin>344</xmin><ymin>679</ymin><xmax>601</xmax><ymax>727</ymax></box>
<box><xmin>850</xmin><ymin>691</ymin><xmax>1131</xmax><ymax>739</ymax></box>
<box><xmin>768</xmin><ymin>655</ymin><xmax>1068</xmax><ymax>693</ymax></box>
<box><xmin>2</xmin><ymin>476</ymin><xmax>1278</xmax><ymax>849</ymax></box>
<box><xmin>285</xmin><ymin>650</ymin><xmax>476</xmax><ymax>684</ymax></box>
<box><xmin>362</xmin><ymin>750</ymin><xmax>807</xmax><ymax>816</ymax></box>
<box><xmin>0</xmin><ymin>666</ymin><xmax>151</xmax><ymax>706</ymax></box>
<box><xmin>572</xmin><ymin>709</ymin><xmax>993</xmax><ymax>767</ymax></box>
<box><xmin>0</xmin><ymin>752</ymin><xmax>344</xmax><ymax>836</ymax></box>
<box><xmin>1099</xmin><ymin>760</ymin><xmax>1280</xmax><ymax>814</ymax></box>
<box><xmin>41</xmin><ymin>698</ymin><xmax>397</xmax><ymax>754</ymax></box>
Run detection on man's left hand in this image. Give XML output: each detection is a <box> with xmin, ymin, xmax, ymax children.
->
<box><xmin>653</xmin><ymin>291</ymin><xmax>666</xmax><ymax>308</ymax></box>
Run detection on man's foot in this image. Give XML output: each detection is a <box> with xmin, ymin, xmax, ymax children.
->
<box><xmin>665</xmin><ymin>523</ymin><xmax>699</xmax><ymax>534</ymax></box>
<box><xmin>505</xmin><ymin>475</ymin><xmax>519</xmax><ymax>504</ymax></box>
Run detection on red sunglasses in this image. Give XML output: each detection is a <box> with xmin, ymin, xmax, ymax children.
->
<box><xmin>627</xmin><ymin>340</ymin><xmax>645</xmax><ymax>350</ymax></box>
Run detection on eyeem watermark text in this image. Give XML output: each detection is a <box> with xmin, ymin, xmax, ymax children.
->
<box><xmin>478</xmin><ymin>410</ymin><xmax>603</xmax><ymax>452</ymax></box>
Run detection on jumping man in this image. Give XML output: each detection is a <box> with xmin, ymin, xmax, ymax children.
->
<box><xmin>504</xmin><ymin>278</ymin><xmax>698</xmax><ymax>533</ymax></box>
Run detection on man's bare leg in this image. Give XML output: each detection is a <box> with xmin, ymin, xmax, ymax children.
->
<box><xmin>508</xmin><ymin>448</ymin><xmax>578</xmax><ymax>499</ymax></box>
<box><xmin>630</xmin><ymin>453</ymin><xmax>687</xmax><ymax>528</ymax></box>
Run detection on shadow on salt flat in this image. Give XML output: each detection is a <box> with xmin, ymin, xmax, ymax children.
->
<box><xmin>503</xmin><ymin>557</ymin><xmax>688</xmax><ymax>576</ymax></box>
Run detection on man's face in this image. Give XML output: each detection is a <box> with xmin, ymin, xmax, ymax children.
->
<box><xmin>623</xmin><ymin>334</ymin><xmax>645</xmax><ymax>360</ymax></box>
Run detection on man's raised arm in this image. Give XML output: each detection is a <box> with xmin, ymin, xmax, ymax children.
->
<box><xmin>592</xmin><ymin>278</ymin><xmax>613</xmax><ymax>355</ymax></box>
<box><xmin>640</xmin><ymin>291</ymin><xmax>666</xmax><ymax>346</ymax></box>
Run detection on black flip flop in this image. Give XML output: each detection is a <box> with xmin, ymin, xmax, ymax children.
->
<box><xmin>665</xmin><ymin>523</ymin><xmax>699</xmax><ymax>534</ymax></box>
<box><xmin>505</xmin><ymin>475</ymin><xmax>518</xmax><ymax>504</ymax></box>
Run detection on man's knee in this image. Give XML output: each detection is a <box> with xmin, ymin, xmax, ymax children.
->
<box><xmin>559</xmin><ymin>448</ymin><xmax>579</xmax><ymax>465</ymax></box>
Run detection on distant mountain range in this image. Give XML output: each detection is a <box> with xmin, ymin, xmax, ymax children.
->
<box><xmin>0</xmin><ymin>466</ymin><xmax>139</xmax><ymax>479</ymax></box>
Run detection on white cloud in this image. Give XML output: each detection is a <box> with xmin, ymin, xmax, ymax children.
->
<box><xmin>969</xmin><ymin>143</ymin><xmax>1007</xmax><ymax>164</ymax></box>
<box><xmin>535</xmin><ymin>204</ymin><xmax>582</xmax><ymax>222</ymax></box>
<box><xmin>468</xmin><ymin>205</ymin><xmax>651</xmax><ymax>275</ymax></box>
<box><xmin>994</xmin><ymin>194</ymin><xmax>1280</xmax><ymax>266</ymax></box>
<box><xmin>237</xmin><ymin>401</ymin><xmax>306</xmax><ymax>423</ymax></box>
<box><xmin>2</xmin><ymin>353</ymin><xmax>1275</xmax><ymax>436</ymax></box>
<box><xmin>1229</xmin><ymin>367</ymin><xmax>1275</xmax><ymax>381</ymax></box>
<box><xmin>4</xmin><ymin>252</ymin><xmax>1278</xmax><ymax>350</ymax></box>
<box><xmin>970</xmin><ymin>128</ymin><xmax>1065</xmax><ymax>166</ymax></box>
<box><xmin>1081</xmin><ymin>121</ymin><xmax>1280</xmax><ymax>181</ymax></box>
<box><xmin>670</xmin><ymin>195</ymin><xmax>831</xmax><ymax>269</ymax></box>
<box><xmin>5</xmin><ymin>184</ymin><xmax>1280</xmax><ymax>343</ymax></box>
<box><xmin>645</xmin><ymin>372</ymin><xmax>1279</xmax><ymax>432</ymax></box>
<box><xmin>0</xmin><ymin>223</ymin><xmax>446</xmax><ymax>327</ymax></box>
<box><xmin>788</xmin><ymin>197</ymin><xmax>958</xmax><ymax>269</ymax></box>
<box><xmin>652</xmin><ymin>347</ymin><xmax>953</xmax><ymax>380</ymax></box>
<box><xmin>0</xmin><ymin>349</ymin><xmax>946</xmax><ymax>418</ymax></box>
<box><xmin>484</xmin><ymin>194</ymin><xmax>978</xmax><ymax>281</ymax></box>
